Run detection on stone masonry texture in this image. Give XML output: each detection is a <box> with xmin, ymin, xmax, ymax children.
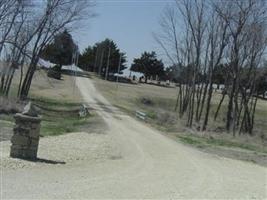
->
<box><xmin>10</xmin><ymin>112</ymin><xmax>41</xmax><ymax>160</ymax></box>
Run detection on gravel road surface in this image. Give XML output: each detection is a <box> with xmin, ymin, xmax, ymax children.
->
<box><xmin>1</xmin><ymin>77</ymin><xmax>266</xmax><ymax>199</ymax></box>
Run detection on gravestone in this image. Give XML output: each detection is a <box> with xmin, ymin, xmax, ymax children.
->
<box><xmin>10</xmin><ymin>102</ymin><xmax>41</xmax><ymax>160</ymax></box>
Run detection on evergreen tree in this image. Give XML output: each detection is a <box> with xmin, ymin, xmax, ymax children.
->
<box><xmin>78</xmin><ymin>39</ymin><xmax>127</xmax><ymax>76</ymax></box>
<box><xmin>41</xmin><ymin>30</ymin><xmax>76</xmax><ymax>69</ymax></box>
<box><xmin>130</xmin><ymin>51</ymin><xmax>165</xmax><ymax>82</ymax></box>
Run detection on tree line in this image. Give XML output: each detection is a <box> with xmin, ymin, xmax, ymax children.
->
<box><xmin>79</xmin><ymin>41</ymin><xmax>166</xmax><ymax>81</ymax></box>
<box><xmin>0</xmin><ymin>0</ymin><xmax>93</xmax><ymax>99</ymax></box>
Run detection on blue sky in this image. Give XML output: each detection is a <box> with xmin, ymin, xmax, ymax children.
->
<box><xmin>73</xmin><ymin>0</ymin><xmax>174</xmax><ymax>71</ymax></box>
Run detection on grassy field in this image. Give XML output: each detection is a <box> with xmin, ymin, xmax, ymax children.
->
<box><xmin>93</xmin><ymin>74</ymin><xmax>267</xmax><ymax>156</ymax></box>
<box><xmin>1</xmin><ymin>70</ymin><xmax>266</xmax><ymax>164</ymax></box>
<box><xmin>0</xmin><ymin>70</ymin><xmax>105</xmax><ymax>140</ymax></box>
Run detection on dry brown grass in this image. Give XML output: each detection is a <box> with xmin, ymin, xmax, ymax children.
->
<box><xmin>7</xmin><ymin>69</ymin><xmax>82</xmax><ymax>102</ymax></box>
<box><xmin>0</xmin><ymin>96</ymin><xmax>24</xmax><ymax>114</ymax></box>
<box><xmin>0</xmin><ymin>69</ymin><xmax>93</xmax><ymax>140</ymax></box>
<box><xmin>93</xmin><ymin>75</ymin><xmax>267</xmax><ymax>155</ymax></box>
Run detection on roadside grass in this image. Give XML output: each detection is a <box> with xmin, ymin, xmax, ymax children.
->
<box><xmin>0</xmin><ymin>71</ymin><xmax>99</xmax><ymax>138</ymax></box>
<box><xmin>30</xmin><ymin>96</ymin><xmax>92</xmax><ymax>137</ymax></box>
<box><xmin>93</xmin><ymin>75</ymin><xmax>267</xmax><ymax>155</ymax></box>
<box><xmin>176</xmin><ymin>134</ymin><xmax>267</xmax><ymax>154</ymax></box>
<box><xmin>30</xmin><ymin>96</ymin><xmax>81</xmax><ymax>110</ymax></box>
<box><xmin>0</xmin><ymin>95</ymin><xmax>91</xmax><ymax>137</ymax></box>
<box><xmin>0</xmin><ymin>119</ymin><xmax>13</xmax><ymax>127</ymax></box>
<box><xmin>0</xmin><ymin>114</ymin><xmax>14</xmax><ymax>122</ymax></box>
<box><xmin>40</xmin><ymin>116</ymin><xmax>90</xmax><ymax>136</ymax></box>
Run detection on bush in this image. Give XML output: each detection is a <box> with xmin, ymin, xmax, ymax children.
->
<box><xmin>140</xmin><ymin>97</ymin><xmax>154</xmax><ymax>106</ymax></box>
<box><xmin>156</xmin><ymin>111</ymin><xmax>176</xmax><ymax>126</ymax></box>
<box><xmin>47</xmin><ymin>65</ymin><xmax>61</xmax><ymax>80</ymax></box>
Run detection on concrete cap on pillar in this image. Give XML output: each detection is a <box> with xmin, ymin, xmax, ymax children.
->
<box><xmin>22</xmin><ymin>102</ymin><xmax>38</xmax><ymax>117</ymax></box>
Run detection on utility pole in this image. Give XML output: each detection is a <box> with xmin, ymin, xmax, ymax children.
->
<box><xmin>72</xmin><ymin>44</ymin><xmax>79</xmax><ymax>100</ymax></box>
<box><xmin>75</xmin><ymin>47</ymin><xmax>79</xmax><ymax>68</ymax></box>
<box><xmin>93</xmin><ymin>47</ymin><xmax>99</xmax><ymax>72</ymax></box>
<box><xmin>116</xmin><ymin>53</ymin><xmax>122</xmax><ymax>99</ymax></box>
<box><xmin>116</xmin><ymin>53</ymin><xmax>122</xmax><ymax>86</ymax></box>
<box><xmin>105</xmin><ymin>46</ymin><xmax>111</xmax><ymax>80</ymax></box>
<box><xmin>98</xmin><ymin>50</ymin><xmax>104</xmax><ymax>76</ymax></box>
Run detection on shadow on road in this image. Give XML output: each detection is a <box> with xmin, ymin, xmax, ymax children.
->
<box><xmin>19</xmin><ymin>157</ymin><xmax>66</xmax><ymax>165</ymax></box>
<box><xmin>35</xmin><ymin>158</ymin><xmax>66</xmax><ymax>165</ymax></box>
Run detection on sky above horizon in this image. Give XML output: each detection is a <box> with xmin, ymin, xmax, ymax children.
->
<box><xmin>72</xmin><ymin>0</ymin><xmax>175</xmax><ymax>71</ymax></box>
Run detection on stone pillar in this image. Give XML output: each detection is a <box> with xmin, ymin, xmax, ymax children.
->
<box><xmin>10</xmin><ymin>102</ymin><xmax>41</xmax><ymax>160</ymax></box>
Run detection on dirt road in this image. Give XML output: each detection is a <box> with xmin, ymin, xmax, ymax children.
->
<box><xmin>1</xmin><ymin>77</ymin><xmax>266</xmax><ymax>199</ymax></box>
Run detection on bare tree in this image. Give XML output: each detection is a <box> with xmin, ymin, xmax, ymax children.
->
<box><xmin>156</xmin><ymin>0</ymin><xmax>266</xmax><ymax>135</ymax></box>
<box><xmin>155</xmin><ymin>0</ymin><xmax>208</xmax><ymax>127</ymax></box>
<box><xmin>202</xmin><ymin>5</ymin><xmax>229</xmax><ymax>131</ymax></box>
<box><xmin>0</xmin><ymin>0</ymin><xmax>29</xmax><ymax>95</ymax></box>
<box><xmin>215</xmin><ymin>0</ymin><xmax>267</xmax><ymax>135</ymax></box>
<box><xmin>0</xmin><ymin>0</ymin><xmax>20</xmax><ymax>54</ymax></box>
<box><xmin>18</xmin><ymin>0</ymin><xmax>94</xmax><ymax>99</ymax></box>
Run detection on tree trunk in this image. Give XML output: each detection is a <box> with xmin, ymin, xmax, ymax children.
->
<box><xmin>198</xmin><ymin>81</ymin><xmax>209</xmax><ymax>121</ymax></box>
<box><xmin>19</xmin><ymin>58</ymin><xmax>38</xmax><ymax>99</ymax></box>
<box><xmin>226</xmin><ymin>77</ymin><xmax>236</xmax><ymax>132</ymax></box>
<box><xmin>0</xmin><ymin>76</ymin><xmax>5</xmax><ymax>93</ymax></box>
<box><xmin>17</xmin><ymin>64</ymin><xmax>24</xmax><ymax>97</ymax></box>
<box><xmin>202</xmin><ymin>79</ymin><xmax>213</xmax><ymax>131</ymax></box>
<box><xmin>174</xmin><ymin>88</ymin><xmax>180</xmax><ymax>111</ymax></box>
<box><xmin>145</xmin><ymin>76</ymin><xmax>148</xmax><ymax>83</ymax></box>
<box><xmin>4</xmin><ymin>68</ymin><xmax>15</xmax><ymax>96</ymax></box>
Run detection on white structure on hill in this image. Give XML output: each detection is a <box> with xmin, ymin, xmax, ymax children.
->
<box><xmin>38</xmin><ymin>59</ymin><xmax>83</xmax><ymax>73</ymax></box>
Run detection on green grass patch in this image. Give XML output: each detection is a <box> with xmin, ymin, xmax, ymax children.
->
<box><xmin>28</xmin><ymin>96</ymin><xmax>91</xmax><ymax>137</ymax></box>
<box><xmin>0</xmin><ymin>114</ymin><xmax>14</xmax><ymax>122</ymax></box>
<box><xmin>40</xmin><ymin>116</ymin><xmax>91</xmax><ymax>136</ymax></box>
<box><xmin>0</xmin><ymin>119</ymin><xmax>14</xmax><ymax>127</ymax></box>
<box><xmin>178</xmin><ymin>135</ymin><xmax>203</xmax><ymax>145</ymax></box>
<box><xmin>30</xmin><ymin>96</ymin><xmax>81</xmax><ymax>109</ymax></box>
<box><xmin>0</xmin><ymin>99</ymin><xmax>91</xmax><ymax>137</ymax></box>
<box><xmin>176</xmin><ymin>134</ymin><xmax>267</xmax><ymax>153</ymax></box>
<box><xmin>146</xmin><ymin>110</ymin><xmax>157</xmax><ymax>119</ymax></box>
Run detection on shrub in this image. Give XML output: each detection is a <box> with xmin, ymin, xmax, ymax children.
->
<box><xmin>140</xmin><ymin>97</ymin><xmax>154</xmax><ymax>106</ymax></box>
<box><xmin>156</xmin><ymin>111</ymin><xmax>176</xmax><ymax>126</ymax></box>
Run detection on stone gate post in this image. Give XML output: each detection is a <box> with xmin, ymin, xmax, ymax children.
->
<box><xmin>10</xmin><ymin>102</ymin><xmax>41</xmax><ymax>160</ymax></box>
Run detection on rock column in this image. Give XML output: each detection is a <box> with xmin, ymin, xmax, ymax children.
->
<box><xmin>10</xmin><ymin>102</ymin><xmax>41</xmax><ymax>160</ymax></box>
